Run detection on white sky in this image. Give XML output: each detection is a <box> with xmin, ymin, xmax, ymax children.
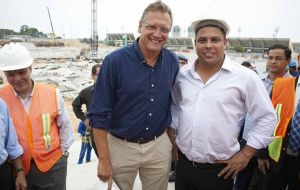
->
<box><xmin>1</xmin><ymin>0</ymin><xmax>300</xmax><ymax>42</ymax></box>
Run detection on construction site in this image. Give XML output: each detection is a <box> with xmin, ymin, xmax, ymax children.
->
<box><xmin>1</xmin><ymin>0</ymin><xmax>300</xmax><ymax>188</ymax></box>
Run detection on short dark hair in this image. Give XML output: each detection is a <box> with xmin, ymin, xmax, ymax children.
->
<box><xmin>140</xmin><ymin>1</ymin><xmax>173</xmax><ymax>26</ymax></box>
<box><xmin>91</xmin><ymin>64</ymin><xmax>100</xmax><ymax>75</ymax></box>
<box><xmin>241</xmin><ymin>61</ymin><xmax>252</xmax><ymax>68</ymax></box>
<box><xmin>268</xmin><ymin>44</ymin><xmax>291</xmax><ymax>60</ymax></box>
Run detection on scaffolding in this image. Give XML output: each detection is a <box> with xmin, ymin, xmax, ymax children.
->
<box><xmin>91</xmin><ymin>0</ymin><xmax>98</xmax><ymax>59</ymax></box>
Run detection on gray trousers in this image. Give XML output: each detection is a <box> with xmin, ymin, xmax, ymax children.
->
<box><xmin>26</xmin><ymin>155</ymin><xmax>68</xmax><ymax>190</ymax></box>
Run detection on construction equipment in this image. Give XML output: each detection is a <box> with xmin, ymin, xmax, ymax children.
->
<box><xmin>47</xmin><ymin>7</ymin><xmax>56</xmax><ymax>46</ymax></box>
<box><xmin>90</xmin><ymin>0</ymin><xmax>99</xmax><ymax>60</ymax></box>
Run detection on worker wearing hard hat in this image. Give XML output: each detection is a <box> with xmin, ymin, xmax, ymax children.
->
<box><xmin>288</xmin><ymin>60</ymin><xmax>299</xmax><ymax>77</ymax></box>
<box><xmin>0</xmin><ymin>43</ymin><xmax>73</xmax><ymax>190</ymax></box>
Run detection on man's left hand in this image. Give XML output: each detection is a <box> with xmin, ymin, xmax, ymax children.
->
<box><xmin>216</xmin><ymin>145</ymin><xmax>256</xmax><ymax>179</ymax></box>
<box><xmin>15</xmin><ymin>171</ymin><xmax>27</xmax><ymax>190</ymax></box>
<box><xmin>216</xmin><ymin>151</ymin><xmax>250</xmax><ymax>179</ymax></box>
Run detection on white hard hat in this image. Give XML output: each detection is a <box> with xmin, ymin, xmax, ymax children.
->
<box><xmin>0</xmin><ymin>43</ymin><xmax>33</xmax><ymax>71</ymax></box>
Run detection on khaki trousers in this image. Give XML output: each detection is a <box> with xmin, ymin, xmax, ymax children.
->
<box><xmin>108</xmin><ymin>132</ymin><xmax>172</xmax><ymax>190</ymax></box>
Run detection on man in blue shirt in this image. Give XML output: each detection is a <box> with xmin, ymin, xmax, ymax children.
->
<box><xmin>88</xmin><ymin>1</ymin><xmax>179</xmax><ymax>190</ymax></box>
<box><xmin>0</xmin><ymin>98</ymin><xmax>27</xmax><ymax>190</ymax></box>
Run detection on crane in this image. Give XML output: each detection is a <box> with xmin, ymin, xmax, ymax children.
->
<box><xmin>91</xmin><ymin>0</ymin><xmax>99</xmax><ymax>60</ymax></box>
<box><xmin>47</xmin><ymin>7</ymin><xmax>56</xmax><ymax>46</ymax></box>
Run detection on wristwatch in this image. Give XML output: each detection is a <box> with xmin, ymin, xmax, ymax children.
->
<box><xmin>16</xmin><ymin>168</ymin><xmax>24</xmax><ymax>173</ymax></box>
<box><xmin>63</xmin><ymin>151</ymin><xmax>69</xmax><ymax>157</ymax></box>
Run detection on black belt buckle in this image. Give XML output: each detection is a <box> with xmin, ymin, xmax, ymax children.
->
<box><xmin>192</xmin><ymin>161</ymin><xmax>198</xmax><ymax>167</ymax></box>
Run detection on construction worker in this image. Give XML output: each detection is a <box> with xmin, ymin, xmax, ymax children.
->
<box><xmin>0</xmin><ymin>43</ymin><xmax>73</xmax><ymax>190</ymax></box>
<box><xmin>235</xmin><ymin>44</ymin><xmax>300</xmax><ymax>190</ymax></box>
<box><xmin>0</xmin><ymin>98</ymin><xmax>27</xmax><ymax>190</ymax></box>
<box><xmin>288</xmin><ymin>60</ymin><xmax>299</xmax><ymax>77</ymax></box>
<box><xmin>72</xmin><ymin>64</ymin><xmax>100</xmax><ymax>157</ymax></box>
<box><xmin>77</xmin><ymin>121</ymin><xmax>92</xmax><ymax>164</ymax></box>
<box><xmin>255</xmin><ymin>45</ymin><xmax>300</xmax><ymax>190</ymax></box>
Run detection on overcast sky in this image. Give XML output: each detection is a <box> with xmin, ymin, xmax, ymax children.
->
<box><xmin>1</xmin><ymin>0</ymin><xmax>299</xmax><ymax>42</ymax></box>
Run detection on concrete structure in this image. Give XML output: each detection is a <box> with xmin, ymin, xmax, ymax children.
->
<box><xmin>3</xmin><ymin>35</ymin><xmax>32</xmax><ymax>42</ymax></box>
<box><xmin>292</xmin><ymin>42</ymin><xmax>300</xmax><ymax>53</ymax></box>
<box><xmin>105</xmin><ymin>33</ymin><xmax>135</xmax><ymax>46</ymax></box>
<box><xmin>227</xmin><ymin>37</ymin><xmax>292</xmax><ymax>53</ymax></box>
<box><xmin>90</xmin><ymin>0</ymin><xmax>98</xmax><ymax>59</ymax></box>
<box><xmin>18</xmin><ymin>42</ymin><xmax>81</xmax><ymax>59</ymax></box>
<box><xmin>165</xmin><ymin>37</ymin><xmax>194</xmax><ymax>50</ymax></box>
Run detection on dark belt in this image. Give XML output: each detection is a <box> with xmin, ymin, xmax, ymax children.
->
<box><xmin>178</xmin><ymin>150</ymin><xmax>226</xmax><ymax>169</ymax></box>
<box><xmin>111</xmin><ymin>130</ymin><xmax>165</xmax><ymax>144</ymax></box>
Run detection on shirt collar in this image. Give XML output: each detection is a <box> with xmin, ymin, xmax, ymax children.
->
<box><xmin>11</xmin><ymin>80</ymin><xmax>35</xmax><ymax>99</ymax></box>
<box><xmin>189</xmin><ymin>55</ymin><xmax>232</xmax><ymax>77</ymax></box>
<box><xmin>262</xmin><ymin>71</ymin><xmax>292</xmax><ymax>82</ymax></box>
<box><xmin>133</xmin><ymin>37</ymin><xmax>164</xmax><ymax>67</ymax></box>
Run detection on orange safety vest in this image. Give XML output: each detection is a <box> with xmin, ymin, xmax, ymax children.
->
<box><xmin>268</xmin><ymin>77</ymin><xmax>296</xmax><ymax>162</ymax></box>
<box><xmin>0</xmin><ymin>83</ymin><xmax>62</xmax><ymax>174</ymax></box>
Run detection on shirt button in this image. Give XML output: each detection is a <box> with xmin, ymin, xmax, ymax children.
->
<box><xmin>151</xmin><ymin>84</ymin><xmax>154</xmax><ymax>87</ymax></box>
<box><xmin>150</xmin><ymin>98</ymin><xmax>154</xmax><ymax>101</ymax></box>
<box><xmin>151</xmin><ymin>69</ymin><xmax>154</xmax><ymax>72</ymax></box>
<box><xmin>149</xmin><ymin>113</ymin><xmax>152</xmax><ymax>116</ymax></box>
<box><xmin>146</xmin><ymin>128</ymin><xmax>149</xmax><ymax>130</ymax></box>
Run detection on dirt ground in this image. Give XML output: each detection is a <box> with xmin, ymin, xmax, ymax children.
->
<box><xmin>64</xmin><ymin>98</ymin><xmax>81</xmax><ymax>133</ymax></box>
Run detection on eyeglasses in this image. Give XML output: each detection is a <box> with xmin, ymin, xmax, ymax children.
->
<box><xmin>4</xmin><ymin>68</ymin><xmax>29</xmax><ymax>78</ymax></box>
<box><xmin>143</xmin><ymin>22</ymin><xmax>171</xmax><ymax>34</ymax></box>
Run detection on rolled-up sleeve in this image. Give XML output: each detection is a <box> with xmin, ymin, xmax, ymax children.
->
<box><xmin>1</xmin><ymin>100</ymin><xmax>23</xmax><ymax>160</ymax></box>
<box><xmin>88</xmin><ymin>57</ymin><xmax>116</xmax><ymax>130</ymax></box>
<box><xmin>244</xmin><ymin>73</ymin><xmax>277</xmax><ymax>149</ymax></box>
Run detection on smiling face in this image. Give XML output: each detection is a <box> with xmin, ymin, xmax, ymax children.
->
<box><xmin>4</xmin><ymin>67</ymin><xmax>33</xmax><ymax>97</ymax></box>
<box><xmin>138</xmin><ymin>10</ymin><xmax>171</xmax><ymax>55</ymax></box>
<box><xmin>195</xmin><ymin>26</ymin><xmax>227</xmax><ymax>68</ymax></box>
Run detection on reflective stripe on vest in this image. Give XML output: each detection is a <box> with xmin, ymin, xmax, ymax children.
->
<box><xmin>0</xmin><ymin>83</ymin><xmax>62</xmax><ymax>174</ymax></box>
<box><xmin>273</xmin><ymin>104</ymin><xmax>282</xmax><ymax>136</ymax></box>
<box><xmin>268</xmin><ymin>77</ymin><xmax>295</xmax><ymax>162</ymax></box>
<box><xmin>42</xmin><ymin>113</ymin><xmax>52</xmax><ymax>151</ymax></box>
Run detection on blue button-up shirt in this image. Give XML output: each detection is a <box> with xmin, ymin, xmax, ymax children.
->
<box><xmin>89</xmin><ymin>40</ymin><xmax>179</xmax><ymax>139</ymax></box>
<box><xmin>0</xmin><ymin>98</ymin><xmax>23</xmax><ymax>165</ymax></box>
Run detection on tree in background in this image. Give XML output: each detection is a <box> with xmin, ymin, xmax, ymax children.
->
<box><xmin>0</xmin><ymin>29</ymin><xmax>17</xmax><ymax>39</ymax></box>
<box><xmin>19</xmin><ymin>25</ymin><xmax>47</xmax><ymax>38</ymax></box>
<box><xmin>0</xmin><ymin>25</ymin><xmax>48</xmax><ymax>39</ymax></box>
